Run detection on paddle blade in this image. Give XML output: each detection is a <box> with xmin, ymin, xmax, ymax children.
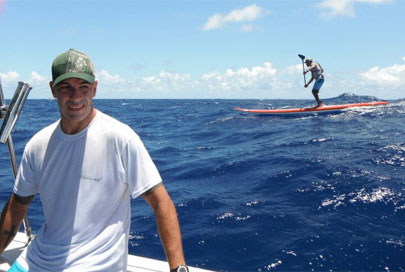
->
<box><xmin>298</xmin><ymin>54</ymin><xmax>305</xmax><ymax>60</ymax></box>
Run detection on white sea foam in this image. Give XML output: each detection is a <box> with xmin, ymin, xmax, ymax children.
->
<box><xmin>246</xmin><ymin>200</ymin><xmax>259</xmax><ymax>206</ymax></box>
<box><xmin>282</xmin><ymin>250</ymin><xmax>297</xmax><ymax>256</ymax></box>
<box><xmin>208</xmin><ymin>116</ymin><xmax>234</xmax><ymax>124</ymax></box>
<box><xmin>235</xmin><ymin>215</ymin><xmax>251</xmax><ymax>221</ymax></box>
<box><xmin>385</xmin><ymin>238</ymin><xmax>404</xmax><ymax>247</ymax></box>
<box><xmin>217</xmin><ymin>212</ymin><xmax>233</xmax><ymax>220</ymax></box>
<box><xmin>377</xmin><ymin>144</ymin><xmax>405</xmax><ymax>166</ymax></box>
<box><xmin>311</xmin><ymin>137</ymin><xmax>330</xmax><ymax>143</ymax></box>
<box><xmin>265</xmin><ymin>260</ymin><xmax>282</xmax><ymax>270</ymax></box>
<box><xmin>349</xmin><ymin>187</ymin><xmax>395</xmax><ymax>204</ymax></box>
<box><xmin>321</xmin><ymin>194</ymin><xmax>346</xmax><ymax>209</ymax></box>
<box><xmin>320</xmin><ymin>187</ymin><xmax>401</xmax><ymax>209</ymax></box>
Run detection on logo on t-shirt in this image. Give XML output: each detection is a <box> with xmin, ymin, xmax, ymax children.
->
<box><xmin>80</xmin><ymin>174</ymin><xmax>102</xmax><ymax>183</ymax></box>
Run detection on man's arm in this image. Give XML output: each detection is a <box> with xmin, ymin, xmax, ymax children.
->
<box><xmin>0</xmin><ymin>193</ymin><xmax>34</xmax><ymax>254</ymax></box>
<box><xmin>304</xmin><ymin>63</ymin><xmax>316</xmax><ymax>87</ymax></box>
<box><xmin>142</xmin><ymin>183</ymin><xmax>186</xmax><ymax>270</ymax></box>
<box><xmin>305</xmin><ymin>63</ymin><xmax>317</xmax><ymax>73</ymax></box>
<box><xmin>305</xmin><ymin>76</ymin><xmax>314</xmax><ymax>87</ymax></box>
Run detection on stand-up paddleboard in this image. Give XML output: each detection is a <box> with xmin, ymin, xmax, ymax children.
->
<box><xmin>235</xmin><ymin>101</ymin><xmax>388</xmax><ymax>115</ymax></box>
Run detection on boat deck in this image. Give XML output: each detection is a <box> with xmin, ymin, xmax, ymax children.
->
<box><xmin>0</xmin><ymin>232</ymin><xmax>211</xmax><ymax>272</ymax></box>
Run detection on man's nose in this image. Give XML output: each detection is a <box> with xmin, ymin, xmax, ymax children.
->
<box><xmin>69</xmin><ymin>88</ymin><xmax>82</xmax><ymax>99</ymax></box>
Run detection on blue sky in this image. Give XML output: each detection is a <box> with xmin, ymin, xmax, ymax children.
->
<box><xmin>0</xmin><ymin>0</ymin><xmax>404</xmax><ymax>100</ymax></box>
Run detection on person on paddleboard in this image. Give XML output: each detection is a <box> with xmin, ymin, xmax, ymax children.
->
<box><xmin>0</xmin><ymin>49</ymin><xmax>188</xmax><ymax>272</ymax></box>
<box><xmin>303</xmin><ymin>58</ymin><xmax>324</xmax><ymax>107</ymax></box>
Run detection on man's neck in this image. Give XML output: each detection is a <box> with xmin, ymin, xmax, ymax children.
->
<box><xmin>60</xmin><ymin>109</ymin><xmax>97</xmax><ymax>135</ymax></box>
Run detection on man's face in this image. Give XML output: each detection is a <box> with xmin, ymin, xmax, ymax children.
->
<box><xmin>50</xmin><ymin>77</ymin><xmax>97</xmax><ymax>128</ymax></box>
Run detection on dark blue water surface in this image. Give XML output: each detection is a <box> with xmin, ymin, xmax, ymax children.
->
<box><xmin>0</xmin><ymin>94</ymin><xmax>404</xmax><ymax>271</ymax></box>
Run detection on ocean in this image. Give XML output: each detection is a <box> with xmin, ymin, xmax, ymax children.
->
<box><xmin>0</xmin><ymin>94</ymin><xmax>404</xmax><ymax>271</ymax></box>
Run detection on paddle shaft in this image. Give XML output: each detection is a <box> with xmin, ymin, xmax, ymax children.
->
<box><xmin>298</xmin><ymin>54</ymin><xmax>307</xmax><ymax>85</ymax></box>
<box><xmin>301</xmin><ymin>59</ymin><xmax>307</xmax><ymax>85</ymax></box>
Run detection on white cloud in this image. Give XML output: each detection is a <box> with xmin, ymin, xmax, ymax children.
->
<box><xmin>0</xmin><ymin>71</ymin><xmax>20</xmax><ymax>84</ymax></box>
<box><xmin>97</xmin><ymin>70</ymin><xmax>125</xmax><ymax>84</ymax></box>
<box><xmin>93</xmin><ymin>62</ymin><xmax>279</xmax><ymax>98</ymax></box>
<box><xmin>0</xmin><ymin>71</ymin><xmax>50</xmax><ymax>99</ymax></box>
<box><xmin>5</xmin><ymin>60</ymin><xmax>402</xmax><ymax>99</ymax></box>
<box><xmin>319</xmin><ymin>0</ymin><xmax>356</xmax><ymax>17</ymax></box>
<box><xmin>27</xmin><ymin>71</ymin><xmax>46</xmax><ymax>86</ymax></box>
<box><xmin>318</xmin><ymin>0</ymin><xmax>393</xmax><ymax>19</ymax></box>
<box><xmin>359</xmin><ymin>63</ymin><xmax>405</xmax><ymax>86</ymax></box>
<box><xmin>140</xmin><ymin>71</ymin><xmax>194</xmax><ymax>91</ymax></box>
<box><xmin>119</xmin><ymin>60</ymin><xmax>404</xmax><ymax>99</ymax></box>
<box><xmin>283</xmin><ymin>64</ymin><xmax>303</xmax><ymax>75</ymax></box>
<box><xmin>106</xmin><ymin>61</ymin><xmax>404</xmax><ymax>99</ymax></box>
<box><xmin>200</xmin><ymin>62</ymin><xmax>278</xmax><ymax>90</ymax></box>
<box><xmin>203</xmin><ymin>4</ymin><xmax>264</xmax><ymax>31</ymax></box>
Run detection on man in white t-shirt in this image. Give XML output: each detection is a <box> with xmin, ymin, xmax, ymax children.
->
<box><xmin>0</xmin><ymin>49</ymin><xmax>188</xmax><ymax>272</ymax></box>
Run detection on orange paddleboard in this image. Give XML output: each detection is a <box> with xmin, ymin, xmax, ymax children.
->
<box><xmin>235</xmin><ymin>101</ymin><xmax>388</xmax><ymax>115</ymax></box>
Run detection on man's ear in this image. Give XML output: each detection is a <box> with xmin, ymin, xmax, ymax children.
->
<box><xmin>49</xmin><ymin>81</ymin><xmax>57</xmax><ymax>98</ymax></box>
<box><xmin>92</xmin><ymin>80</ymin><xmax>98</xmax><ymax>98</ymax></box>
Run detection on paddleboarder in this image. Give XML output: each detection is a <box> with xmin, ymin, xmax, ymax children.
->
<box><xmin>303</xmin><ymin>58</ymin><xmax>324</xmax><ymax>107</ymax></box>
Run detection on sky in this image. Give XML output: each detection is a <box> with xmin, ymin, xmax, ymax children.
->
<box><xmin>0</xmin><ymin>0</ymin><xmax>404</xmax><ymax>100</ymax></box>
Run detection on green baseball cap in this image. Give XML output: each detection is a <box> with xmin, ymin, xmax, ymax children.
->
<box><xmin>52</xmin><ymin>49</ymin><xmax>95</xmax><ymax>86</ymax></box>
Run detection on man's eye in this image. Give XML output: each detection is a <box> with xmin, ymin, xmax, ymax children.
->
<box><xmin>80</xmin><ymin>85</ymin><xmax>91</xmax><ymax>90</ymax></box>
<box><xmin>58</xmin><ymin>86</ymin><xmax>71</xmax><ymax>92</ymax></box>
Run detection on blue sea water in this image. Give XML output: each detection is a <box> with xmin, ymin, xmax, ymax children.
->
<box><xmin>0</xmin><ymin>94</ymin><xmax>404</xmax><ymax>271</ymax></box>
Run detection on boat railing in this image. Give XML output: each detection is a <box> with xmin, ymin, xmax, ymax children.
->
<box><xmin>0</xmin><ymin>78</ymin><xmax>34</xmax><ymax>245</ymax></box>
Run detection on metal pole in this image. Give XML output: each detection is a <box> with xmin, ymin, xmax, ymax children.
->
<box><xmin>0</xmin><ymin>77</ymin><xmax>6</xmax><ymax>119</ymax></box>
<box><xmin>0</xmin><ymin>82</ymin><xmax>23</xmax><ymax>142</ymax></box>
<box><xmin>7</xmin><ymin>135</ymin><xmax>34</xmax><ymax>243</ymax></box>
<box><xmin>0</xmin><ymin>81</ymin><xmax>34</xmax><ymax>243</ymax></box>
<box><xmin>0</xmin><ymin>83</ymin><xmax>32</xmax><ymax>143</ymax></box>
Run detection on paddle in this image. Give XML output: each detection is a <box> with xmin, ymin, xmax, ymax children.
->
<box><xmin>298</xmin><ymin>54</ymin><xmax>306</xmax><ymax>85</ymax></box>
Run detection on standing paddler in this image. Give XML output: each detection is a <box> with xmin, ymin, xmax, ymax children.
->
<box><xmin>299</xmin><ymin>54</ymin><xmax>325</xmax><ymax>107</ymax></box>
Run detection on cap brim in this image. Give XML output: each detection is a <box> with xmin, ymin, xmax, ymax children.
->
<box><xmin>53</xmin><ymin>72</ymin><xmax>95</xmax><ymax>86</ymax></box>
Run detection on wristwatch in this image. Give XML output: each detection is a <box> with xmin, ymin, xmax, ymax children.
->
<box><xmin>171</xmin><ymin>265</ymin><xmax>189</xmax><ymax>272</ymax></box>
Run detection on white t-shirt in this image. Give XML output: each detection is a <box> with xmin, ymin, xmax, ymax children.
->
<box><xmin>14</xmin><ymin>110</ymin><xmax>162</xmax><ymax>272</ymax></box>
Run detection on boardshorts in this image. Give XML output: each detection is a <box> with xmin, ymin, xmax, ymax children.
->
<box><xmin>313</xmin><ymin>76</ymin><xmax>325</xmax><ymax>93</ymax></box>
